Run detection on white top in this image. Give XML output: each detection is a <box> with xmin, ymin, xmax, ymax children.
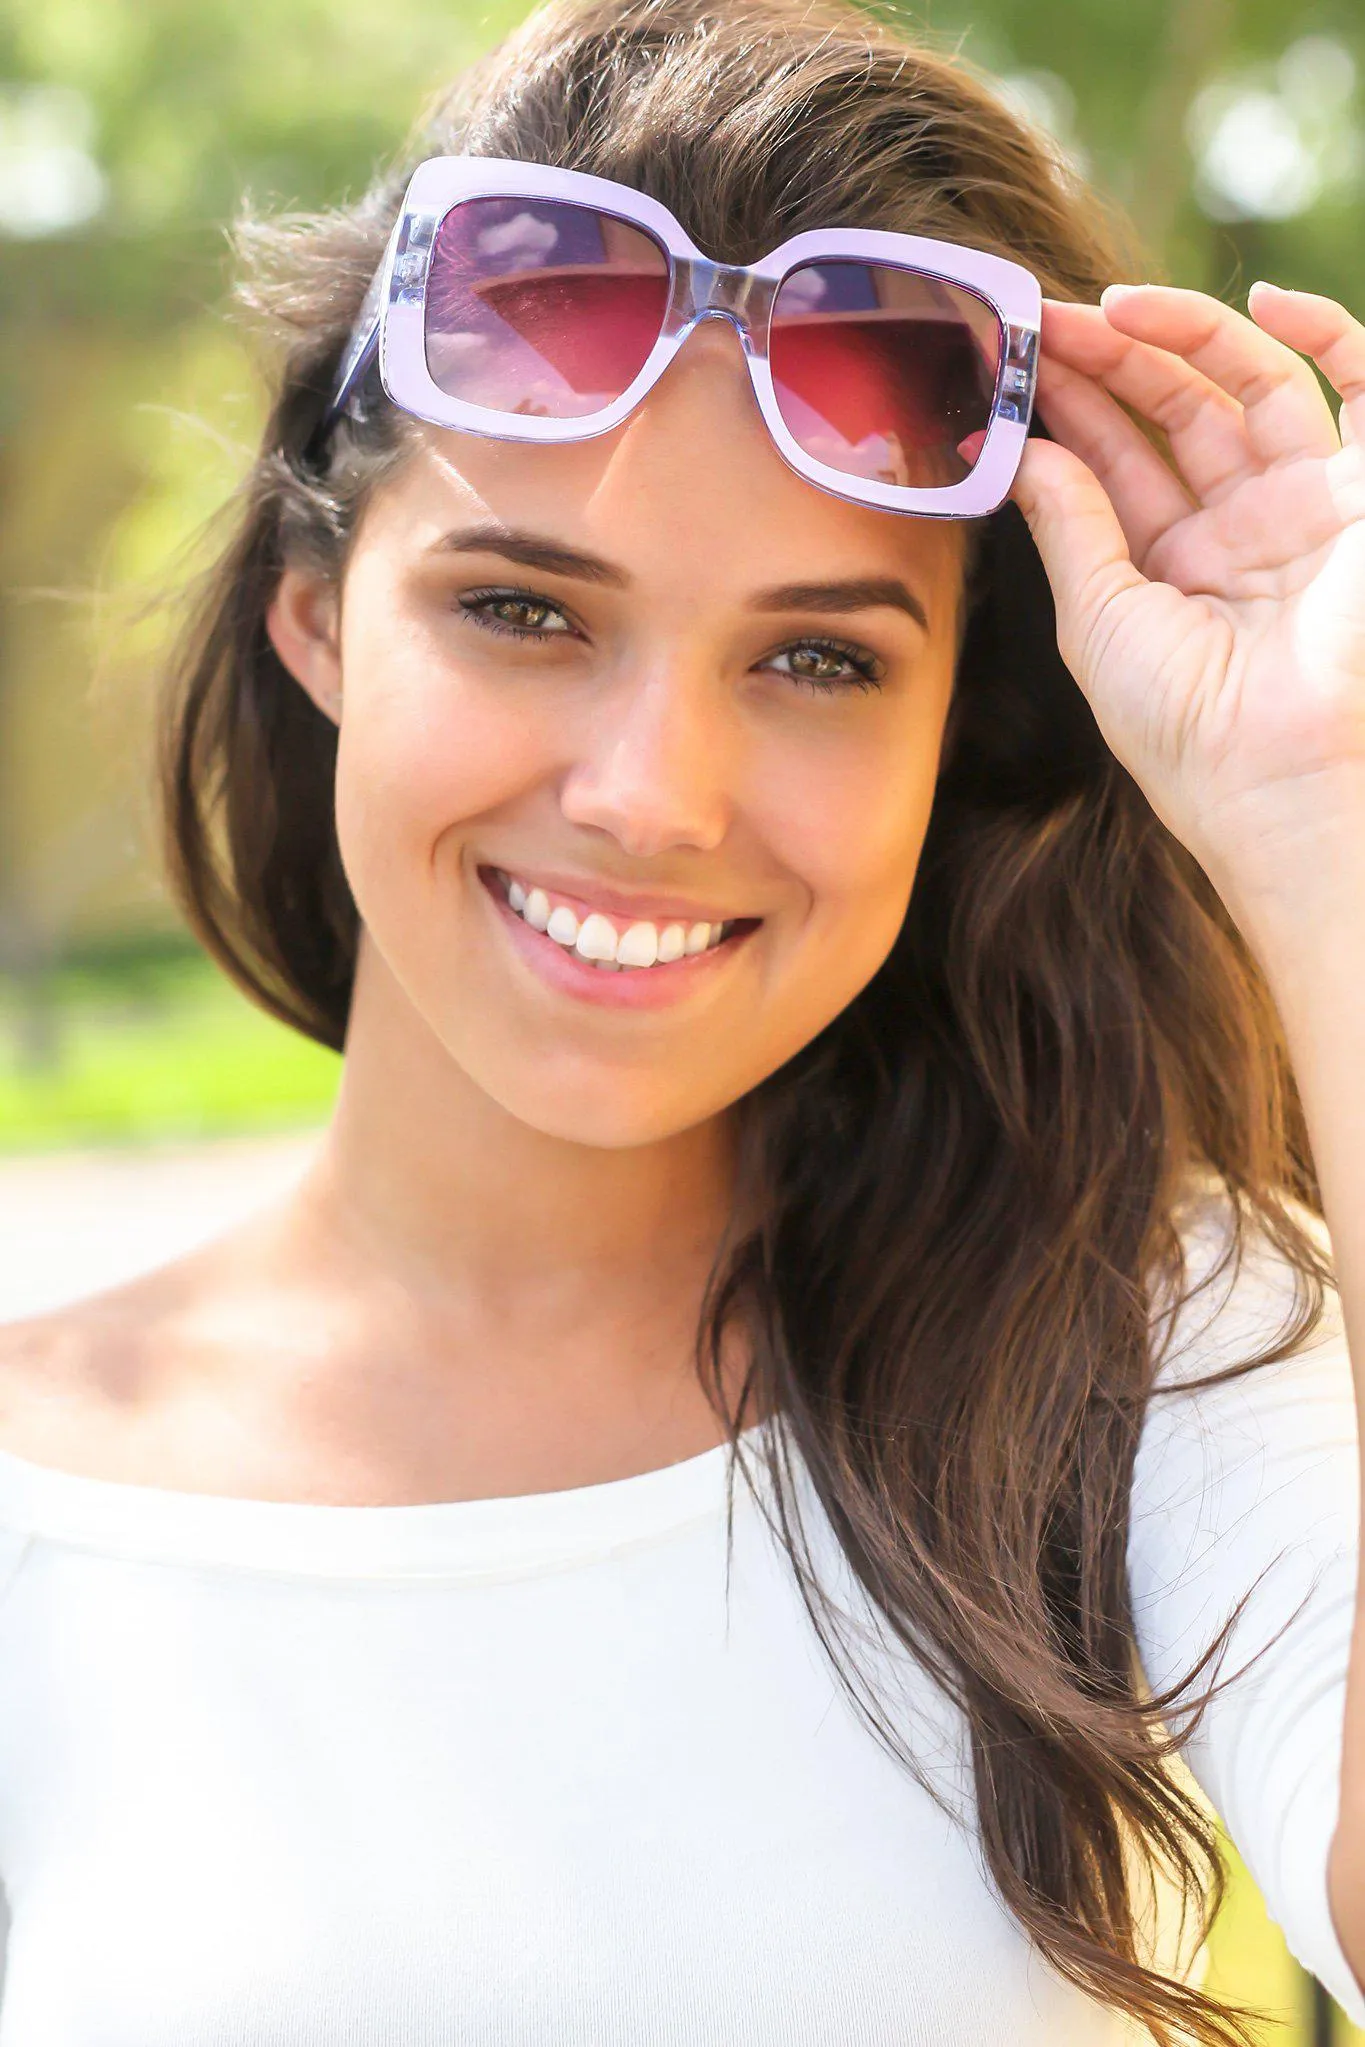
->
<box><xmin>0</xmin><ymin>1199</ymin><xmax>1360</xmax><ymax>2044</ymax></box>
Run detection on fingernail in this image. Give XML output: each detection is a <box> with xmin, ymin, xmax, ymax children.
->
<box><xmin>1100</xmin><ymin>283</ymin><xmax>1138</xmax><ymax>306</ymax></box>
<box><xmin>1249</xmin><ymin>278</ymin><xmax>1291</xmax><ymax>299</ymax></box>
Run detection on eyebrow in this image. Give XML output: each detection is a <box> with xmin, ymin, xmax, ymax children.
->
<box><xmin>430</xmin><ymin>525</ymin><xmax>931</xmax><ymax>632</ymax></box>
<box><xmin>750</xmin><ymin>578</ymin><xmax>929</xmax><ymax>634</ymax></box>
<box><xmin>429</xmin><ymin>524</ymin><xmax>627</xmax><ymax>587</ymax></box>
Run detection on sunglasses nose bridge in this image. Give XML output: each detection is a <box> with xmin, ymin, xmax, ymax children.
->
<box><xmin>670</xmin><ymin>257</ymin><xmax>774</xmax><ymax>341</ymax></box>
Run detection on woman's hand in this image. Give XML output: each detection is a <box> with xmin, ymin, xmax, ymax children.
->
<box><xmin>1012</xmin><ymin>282</ymin><xmax>1365</xmax><ymax>939</ymax></box>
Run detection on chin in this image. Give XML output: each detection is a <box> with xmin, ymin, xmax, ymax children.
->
<box><xmin>499</xmin><ymin>1081</ymin><xmax>722</xmax><ymax>1151</ymax></box>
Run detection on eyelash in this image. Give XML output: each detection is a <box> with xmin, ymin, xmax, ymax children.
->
<box><xmin>456</xmin><ymin>586</ymin><xmax>885</xmax><ymax>694</ymax></box>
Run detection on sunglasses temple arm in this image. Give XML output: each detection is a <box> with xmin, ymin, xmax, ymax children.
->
<box><xmin>323</xmin><ymin>307</ymin><xmax>381</xmax><ymax>429</ymax></box>
<box><xmin>321</xmin><ymin>274</ymin><xmax>384</xmax><ymax>434</ymax></box>
<box><xmin>319</xmin><ymin>214</ymin><xmax>405</xmax><ymax>433</ymax></box>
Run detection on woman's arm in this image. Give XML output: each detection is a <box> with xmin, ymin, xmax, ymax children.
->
<box><xmin>1009</xmin><ymin>280</ymin><xmax>1365</xmax><ymax>1982</ymax></box>
<box><xmin>1248</xmin><ymin>864</ymin><xmax>1365</xmax><ymax>1974</ymax></box>
<box><xmin>1129</xmin><ymin>1194</ymin><xmax>1361</xmax><ymax>2014</ymax></box>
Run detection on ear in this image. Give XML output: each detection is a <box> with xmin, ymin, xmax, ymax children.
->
<box><xmin>266</xmin><ymin>564</ymin><xmax>344</xmax><ymax>724</ymax></box>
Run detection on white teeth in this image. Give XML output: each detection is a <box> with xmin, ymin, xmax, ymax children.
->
<box><xmin>616</xmin><ymin>921</ymin><xmax>659</xmax><ymax>968</ymax></box>
<box><xmin>501</xmin><ymin>876</ymin><xmax>741</xmax><ymax>971</ymax></box>
<box><xmin>575</xmin><ymin>911</ymin><xmax>619</xmax><ymax>962</ymax></box>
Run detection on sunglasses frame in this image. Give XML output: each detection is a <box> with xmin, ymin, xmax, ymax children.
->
<box><xmin>324</xmin><ymin>155</ymin><xmax>1042</xmax><ymax>519</ymax></box>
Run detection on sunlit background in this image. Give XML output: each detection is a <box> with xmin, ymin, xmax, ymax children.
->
<box><xmin>1</xmin><ymin>0</ymin><xmax>1363</xmax><ymax>2035</ymax></box>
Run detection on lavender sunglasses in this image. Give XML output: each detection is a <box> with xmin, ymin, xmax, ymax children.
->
<box><xmin>323</xmin><ymin>156</ymin><xmax>1042</xmax><ymax>519</ymax></box>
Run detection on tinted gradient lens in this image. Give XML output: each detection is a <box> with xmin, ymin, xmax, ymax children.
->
<box><xmin>769</xmin><ymin>262</ymin><xmax>1002</xmax><ymax>488</ymax></box>
<box><xmin>424</xmin><ymin>198</ymin><xmax>669</xmax><ymax>419</ymax></box>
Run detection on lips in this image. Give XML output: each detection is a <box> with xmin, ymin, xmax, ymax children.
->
<box><xmin>479</xmin><ymin>864</ymin><xmax>760</xmax><ymax>1006</ymax></box>
<box><xmin>482</xmin><ymin>865</ymin><xmax>759</xmax><ymax>973</ymax></box>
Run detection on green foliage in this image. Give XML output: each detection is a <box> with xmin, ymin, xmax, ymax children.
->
<box><xmin>0</xmin><ymin>0</ymin><xmax>1362</xmax><ymax>1092</ymax></box>
<box><xmin>1209</xmin><ymin>1845</ymin><xmax>1365</xmax><ymax>2044</ymax></box>
<box><xmin>1</xmin><ymin>0</ymin><xmax>1362</xmax><ymax>1146</ymax></box>
<box><xmin>0</xmin><ymin>0</ymin><xmax>526</xmax><ymax>327</ymax></box>
<box><xmin>0</xmin><ymin>947</ymin><xmax>339</xmax><ymax>1151</ymax></box>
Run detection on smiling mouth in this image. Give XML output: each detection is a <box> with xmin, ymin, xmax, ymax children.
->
<box><xmin>481</xmin><ymin>866</ymin><xmax>761</xmax><ymax>973</ymax></box>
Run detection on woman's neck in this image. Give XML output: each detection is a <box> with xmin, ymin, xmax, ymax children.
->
<box><xmin>315</xmin><ymin>948</ymin><xmax>740</xmax><ymax>1307</ymax></box>
<box><xmin>249</xmin><ymin>939</ymin><xmax>752</xmax><ymax>1489</ymax></box>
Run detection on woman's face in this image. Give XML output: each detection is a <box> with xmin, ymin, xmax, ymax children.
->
<box><xmin>270</xmin><ymin>323</ymin><xmax>968</xmax><ymax>1147</ymax></box>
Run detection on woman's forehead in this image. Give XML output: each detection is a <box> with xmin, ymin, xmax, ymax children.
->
<box><xmin>369</xmin><ymin>370</ymin><xmax>968</xmax><ymax>608</ymax></box>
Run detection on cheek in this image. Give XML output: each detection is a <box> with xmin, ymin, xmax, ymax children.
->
<box><xmin>329</xmin><ymin>602</ymin><xmax>546</xmax><ymax>898</ymax></box>
<box><xmin>759</xmin><ymin>694</ymin><xmax>948</xmax><ymax>969</ymax></box>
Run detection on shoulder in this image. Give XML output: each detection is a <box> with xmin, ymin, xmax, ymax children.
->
<box><xmin>0</xmin><ymin>1245</ymin><xmax>230</xmax><ymax>1480</ymax></box>
<box><xmin>1131</xmin><ymin>1174</ymin><xmax>1355</xmax><ymax>1580</ymax></box>
<box><xmin>1149</xmin><ymin>1175</ymin><xmax>1339</xmax><ymax>1394</ymax></box>
<box><xmin>0</xmin><ymin>1283</ymin><xmax>163</xmax><ymax>1472</ymax></box>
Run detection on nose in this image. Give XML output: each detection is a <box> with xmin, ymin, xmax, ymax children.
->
<box><xmin>558</xmin><ymin>657</ymin><xmax>733</xmax><ymax>859</ymax></box>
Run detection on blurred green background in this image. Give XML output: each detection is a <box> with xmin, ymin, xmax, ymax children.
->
<box><xmin>0</xmin><ymin>0</ymin><xmax>1362</xmax><ymax>2033</ymax></box>
<box><xmin>2</xmin><ymin>0</ymin><xmax>1364</xmax><ymax>1144</ymax></box>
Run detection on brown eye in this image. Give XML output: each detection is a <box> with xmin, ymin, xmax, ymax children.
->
<box><xmin>458</xmin><ymin>588</ymin><xmax>574</xmax><ymax>639</ymax></box>
<box><xmin>789</xmin><ymin>646</ymin><xmax>850</xmax><ymax>682</ymax></box>
<box><xmin>496</xmin><ymin>598</ymin><xmax>554</xmax><ymax>629</ymax></box>
<box><xmin>766</xmin><ymin>639</ymin><xmax>883</xmax><ymax>693</ymax></box>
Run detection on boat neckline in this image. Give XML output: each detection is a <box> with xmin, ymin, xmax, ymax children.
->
<box><xmin>0</xmin><ymin>1419</ymin><xmax>777</xmax><ymax>1582</ymax></box>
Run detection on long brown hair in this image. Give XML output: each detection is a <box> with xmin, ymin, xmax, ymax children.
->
<box><xmin>157</xmin><ymin>2</ymin><xmax>1328</xmax><ymax>2038</ymax></box>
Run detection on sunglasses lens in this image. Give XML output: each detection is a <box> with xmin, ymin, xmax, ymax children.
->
<box><xmin>770</xmin><ymin>262</ymin><xmax>1002</xmax><ymax>489</ymax></box>
<box><xmin>424</xmin><ymin>198</ymin><xmax>669</xmax><ymax>419</ymax></box>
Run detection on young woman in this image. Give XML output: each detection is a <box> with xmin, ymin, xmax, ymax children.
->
<box><xmin>0</xmin><ymin>0</ymin><xmax>1362</xmax><ymax>2040</ymax></box>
